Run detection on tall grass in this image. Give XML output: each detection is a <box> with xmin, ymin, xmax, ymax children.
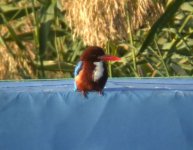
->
<box><xmin>0</xmin><ymin>0</ymin><xmax>192</xmax><ymax>79</ymax></box>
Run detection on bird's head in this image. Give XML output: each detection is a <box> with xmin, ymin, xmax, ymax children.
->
<box><xmin>80</xmin><ymin>46</ymin><xmax>121</xmax><ymax>62</ymax></box>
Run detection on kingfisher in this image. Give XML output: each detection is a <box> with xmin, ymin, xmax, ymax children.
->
<box><xmin>74</xmin><ymin>46</ymin><xmax>121</xmax><ymax>96</ymax></box>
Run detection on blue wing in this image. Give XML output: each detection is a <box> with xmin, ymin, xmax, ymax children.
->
<box><xmin>74</xmin><ymin>61</ymin><xmax>83</xmax><ymax>91</ymax></box>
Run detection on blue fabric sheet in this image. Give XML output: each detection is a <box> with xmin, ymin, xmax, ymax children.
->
<box><xmin>0</xmin><ymin>78</ymin><xmax>193</xmax><ymax>150</ymax></box>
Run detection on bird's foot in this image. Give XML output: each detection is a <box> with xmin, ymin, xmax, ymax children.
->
<box><xmin>81</xmin><ymin>91</ymin><xmax>88</xmax><ymax>98</ymax></box>
<box><xmin>98</xmin><ymin>90</ymin><xmax>104</xmax><ymax>96</ymax></box>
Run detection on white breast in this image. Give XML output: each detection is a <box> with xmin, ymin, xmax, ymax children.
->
<box><xmin>93</xmin><ymin>61</ymin><xmax>104</xmax><ymax>82</ymax></box>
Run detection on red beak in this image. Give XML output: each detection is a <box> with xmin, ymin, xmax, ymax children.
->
<box><xmin>99</xmin><ymin>55</ymin><xmax>121</xmax><ymax>62</ymax></box>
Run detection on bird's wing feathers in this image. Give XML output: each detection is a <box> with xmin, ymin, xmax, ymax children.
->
<box><xmin>74</xmin><ymin>61</ymin><xmax>83</xmax><ymax>91</ymax></box>
<box><xmin>74</xmin><ymin>61</ymin><xmax>83</xmax><ymax>77</ymax></box>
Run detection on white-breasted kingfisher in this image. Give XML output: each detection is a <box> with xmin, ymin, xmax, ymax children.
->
<box><xmin>74</xmin><ymin>46</ymin><xmax>121</xmax><ymax>96</ymax></box>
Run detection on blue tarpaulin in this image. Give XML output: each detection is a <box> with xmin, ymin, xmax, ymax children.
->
<box><xmin>0</xmin><ymin>78</ymin><xmax>193</xmax><ymax>150</ymax></box>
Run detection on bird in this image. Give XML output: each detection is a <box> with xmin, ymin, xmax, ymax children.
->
<box><xmin>74</xmin><ymin>46</ymin><xmax>121</xmax><ymax>96</ymax></box>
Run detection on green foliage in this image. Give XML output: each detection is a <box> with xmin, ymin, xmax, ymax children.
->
<box><xmin>0</xmin><ymin>0</ymin><xmax>85</xmax><ymax>79</ymax></box>
<box><xmin>0</xmin><ymin>0</ymin><xmax>192</xmax><ymax>79</ymax></box>
<box><xmin>113</xmin><ymin>0</ymin><xmax>193</xmax><ymax>77</ymax></box>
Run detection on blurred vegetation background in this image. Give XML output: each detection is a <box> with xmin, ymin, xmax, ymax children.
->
<box><xmin>0</xmin><ymin>0</ymin><xmax>192</xmax><ymax>80</ymax></box>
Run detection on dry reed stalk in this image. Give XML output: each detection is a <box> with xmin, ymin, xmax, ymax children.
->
<box><xmin>0</xmin><ymin>0</ymin><xmax>36</xmax><ymax>80</ymax></box>
<box><xmin>0</xmin><ymin>42</ymin><xmax>36</xmax><ymax>79</ymax></box>
<box><xmin>61</xmin><ymin>0</ymin><xmax>164</xmax><ymax>46</ymax></box>
<box><xmin>0</xmin><ymin>24</ymin><xmax>35</xmax><ymax>80</ymax></box>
